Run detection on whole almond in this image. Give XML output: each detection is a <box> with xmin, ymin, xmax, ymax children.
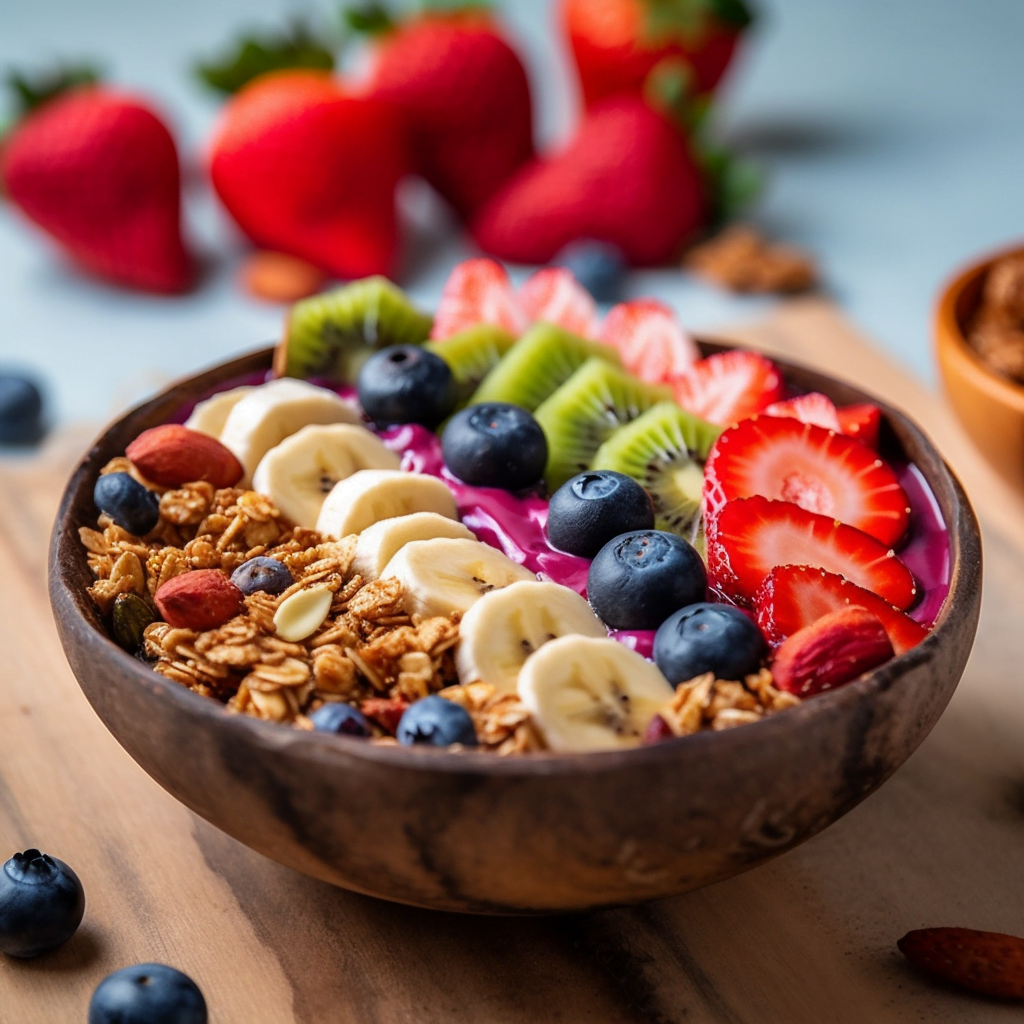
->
<box><xmin>899</xmin><ymin>927</ymin><xmax>1024</xmax><ymax>1000</ymax></box>
<box><xmin>155</xmin><ymin>569</ymin><xmax>244</xmax><ymax>630</ymax></box>
<box><xmin>126</xmin><ymin>424</ymin><xmax>243</xmax><ymax>488</ymax></box>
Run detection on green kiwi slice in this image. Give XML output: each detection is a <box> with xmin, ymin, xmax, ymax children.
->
<box><xmin>468</xmin><ymin>323</ymin><xmax>620</xmax><ymax>412</ymax></box>
<box><xmin>535</xmin><ymin>359</ymin><xmax>672</xmax><ymax>491</ymax></box>
<box><xmin>424</xmin><ymin>324</ymin><xmax>517</xmax><ymax>406</ymax></box>
<box><xmin>591</xmin><ymin>402</ymin><xmax>722</xmax><ymax>553</ymax></box>
<box><xmin>276</xmin><ymin>277</ymin><xmax>433</xmax><ymax>382</ymax></box>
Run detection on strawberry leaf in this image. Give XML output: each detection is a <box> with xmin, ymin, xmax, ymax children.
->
<box><xmin>342</xmin><ymin>4</ymin><xmax>395</xmax><ymax>34</ymax></box>
<box><xmin>6</xmin><ymin>64</ymin><xmax>100</xmax><ymax>117</ymax></box>
<box><xmin>698</xmin><ymin>144</ymin><xmax>765</xmax><ymax>224</ymax></box>
<box><xmin>641</xmin><ymin>0</ymin><xmax>753</xmax><ymax>45</ymax></box>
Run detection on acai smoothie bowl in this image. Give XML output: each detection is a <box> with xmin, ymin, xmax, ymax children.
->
<box><xmin>49</xmin><ymin>259</ymin><xmax>981</xmax><ymax>912</ymax></box>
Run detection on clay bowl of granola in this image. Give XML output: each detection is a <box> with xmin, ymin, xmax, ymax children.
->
<box><xmin>936</xmin><ymin>244</ymin><xmax>1024</xmax><ymax>490</ymax></box>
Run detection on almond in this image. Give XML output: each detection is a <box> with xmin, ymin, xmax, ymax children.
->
<box><xmin>126</xmin><ymin>424</ymin><xmax>243</xmax><ymax>488</ymax></box>
<box><xmin>899</xmin><ymin>927</ymin><xmax>1024</xmax><ymax>1000</ymax></box>
<box><xmin>155</xmin><ymin>569</ymin><xmax>244</xmax><ymax>630</ymax></box>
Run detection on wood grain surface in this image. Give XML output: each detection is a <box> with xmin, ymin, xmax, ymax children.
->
<box><xmin>3</xmin><ymin>299</ymin><xmax>1024</xmax><ymax>1022</ymax></box>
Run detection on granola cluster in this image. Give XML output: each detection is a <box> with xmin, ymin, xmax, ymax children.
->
<box><xmin>656</xmin><ymin>669</ymin><xmax>800</xmax><ymax>736</ymax></box>
<box><xmin>684</xmin><ymin>225</ymin><xmax>818</xmax><ymax>295</ymax></box>
<box><xmin>968</xmin><ymin>253</ymin><xmax>1024</xmax><ymax>383</ymax></box>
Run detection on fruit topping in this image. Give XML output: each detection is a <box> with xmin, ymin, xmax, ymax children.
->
<box><xmin>653</xmin><ymin>603</ymin><xmax>768</xmax><ymax>685</ymax></box>
<box><xmin>673</xmin><ymin>350</ymin><xmax>785</xmax><ymax>426</ymax></box>
<box><xmin>230</xmin><ymin>556</ymin><xmax>293</xmax><ymax>597</ymax></box>
<box><xmin>770</xmin><ymin>607</ymin><xmax>894</xmax><ymax>697</ymax></box>
<box><xmin>310</xmin><ymin>702</ymin><xmax>372</xmax><ymax>737</ymax></box>
<box><xmin>273</xmin><ymin>584</ymin><xmax>333</xmax><ymax>643</ymax></box>
<box><xmin>360</xmin><ymin>697</ymin><xmax>410</xmax><ymax>736</ymax></box>
<box><xmin>599</xmin><ymin>299</ymin><xmax>700</xmax><ymax>385</ymax></box>
<box><xmin>356</xmin><ymin>344</ymin><xmax>457</xmax><ymax>430</ymax></box>
<box><xmin>0</xmin><ymin>849</ymin><xmax>85</xmax><ymax>958</ymax></box>
<box><xmin>429</xmin><ymin>258</ymin><xmax>527</xmax><ymax>341</ymax></box>
<box><xmin>88</xmin><ymin>963</ymin><xmax>207</xmax><ymax>1024</ymax></box>
<box><xmin>183</xmin><ymin>385</ymin><xmax>254</xmax><ymax>438</ymax></box>
<box><xmin>703</xmin><ymin>415</ymin><xmax>911</xmax><ymax>546</ymax></box>
<box><xmin>546</xmin><ymin>470</ymin><xmax>655</xmax><ymax>558</ymax></box>
<box><xmin>126</xmin><ymin>424</ymin><xmax>243</xmax><ymax>489</ymax></box>
<box><xmin>518</xmin><ymin>266</ymin><xmax>599</xmax><ymax>338</ymax></box>
<box><xmin>110</xmin><ymin>592</ymin><xmax>156</xmax><ymax>654</ymax></box>
<box><xmin>93</xmin><ymin>472</ymin><xmax>160</xmax><ymax>536</ymax></box>
<box><xmin>553</xmin><ymin>239</ymin><xmax>627</xmax><ymax>303</ymax></box>
<box><xmin>352</xmin><ymin>512</ymin><xmax>475</xmax><ymax>581</ymax></box>
<box><xmin>898</xmin><ymin>927</ymin><xmax>1024</xmax><ymax>1000</ymax></box>
<box><xmin>763</xmin><ymin>392</ymin><xmax>841</xmax><ymax>431</ymax></box>
<box><xmin>423</xmin><ymin>324</ymin><xmax>516</xmax><ymax>405</ymax></box>
<box><xmin>587</xmin><ymin>529</ymin><xmax>707</xmax><ymax>630</ymax></box>
<box><xmin>708</xmin><ymin>496</ymin><xmax>918</xmax><ymax>610</ymax></box>
<box><xmin>0</xmin><ymin>374</ymin><xmax>44</xmax><ymax>445</ymax></box>
<box><xmin>441</xmin><ymin>402</ymin><xmax>548</xmax><ymax>491</ymax></box>
<box><xmin>155</xmin><ymin>570</ymin><xmax>245</xmax><ymax>631</ymax></box>
<box><xmin>397</xmin><ymin>695</ymin><xmax>478</xmax><ymax>747</ymax></box>
<box><xmin>837</xmin><ymin>402</ymin><xmax>882</xmax><ymax>449</ymax></box>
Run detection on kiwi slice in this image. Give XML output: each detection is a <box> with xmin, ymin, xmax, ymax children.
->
<box><xmin>468</xmin><ymin>323</ymin><xmax>620</xmax><ymax>412</ymax></box>
<box><xmin>592</xmin><ymin>402</ymin><xmax>722</xmax><ymax>553</ymax></box>
<box><xmin>276</xmin><ymin>277</ymin><xmax>433</xmax><ymax>382</ymax></box>
<box><xmin>424</xmin><ymin>324</ymin><xmax>517</xmax><ymax>406</ymax></box>
<box><xmin>535</xmin><ymin>359</ymin><xmax>672</xmax><ymax>491</ymax></box>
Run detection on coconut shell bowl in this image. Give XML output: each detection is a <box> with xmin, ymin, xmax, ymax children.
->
<box><xmin>49</xmin><ymin>342</ymin><xmax>981</xmax><ymax>915</ymax></box>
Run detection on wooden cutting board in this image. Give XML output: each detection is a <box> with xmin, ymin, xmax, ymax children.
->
<box><xmin>3</xmin><ymin>299</ymin><xmax>1024</xmax><ymax>1024</ymax></box>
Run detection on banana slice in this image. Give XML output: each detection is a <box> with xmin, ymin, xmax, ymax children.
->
<box><xmin>219</xmin><ymin>378</ymin><xmax>361</xmax><ymax>484</ymax></box>
<box><xmin>252</xmin><ymin>424</ymin><xmax>400</xmax><ymax>529</ymax></box>
<box><xmin>518</xmin><ymin>636</ymin><xmax>673</xmax><ymax>753</ymax></box>
<box><xmin>352</xmin><ymin>512</ymin><xmax>476</xmax><ymax>580</ymax></box>
<box><xmin>184</xmin><ymin>385</ymin><xmax>255</xmax><ymax>438</ymax></box>
<box><xmin>316</xmin><ymin>469</ymin><xmax>458</xmax><ymax>539</ymax></box>
<box><xmin>382</xmin><ymin>537</ymin><xmax>535</xmax><ymax>618</ymax></box>
<box><xmin>455</xmin><ymin>581</ymin><xmax>607</xmax><ymax>693</ymax></box>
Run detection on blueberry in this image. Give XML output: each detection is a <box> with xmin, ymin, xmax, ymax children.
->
<box><xmin>357</xmin><ymin>344</ymin><xmax>457</xmax><ymax>430</ymax></box>
<box><xmin>553</xmin><ymin>240</ymin><xmax>627</xmax><ymax>303</ymax></box>
<box><xmin>587</xmin><ymin>530</ymin><xmax>707</xmax><ymax>630</ymax></box>
<box><xmin>396</xmin><ymin>694</ymin><xmax>477</xmax><ymax>747</ymax></box>
<box><xmin>0</xmin><ymin>374</ymin><xmax>44</xmax><ymax>444</ymax></box>
<box><xmin>89</xmin><ymin>963</ymin><xmax>207</xmax><ymax>1024</ymax></box>
<box><xmin>93</xmin><ymin>472</ymin><xmax>160</xmax><ymax>536</ymax></box>
<box><xmin>310</xmin><ymin>702</ymin><xmax>371</xmax><ymax>737</ymax></box>
<box><xmin>230</xmin><ymin>556</ymin><xmax>293</xmax><ymax>596</ymax></box>
<box><xmin>441</xmin><ymin>402</ymin><xmax>547</xmax><ymax>491</ymax></box>
<box><xmin>654</xmin><ymin>603</ymin><xmax>768</xmax><ymax>684</ymax></box>
<box><xmin>0</xmin><ymin>849</ymin><xmax>85</xmax><ymax>958</ymax></box>
<box><xmin>547</xmin><ymin>471</ymin><xmax>654</xmax><ymax>558</ymax></box>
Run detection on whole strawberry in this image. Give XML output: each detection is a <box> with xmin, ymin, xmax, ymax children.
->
<box><xmin>360</xmin><ymin>9</ymin><xmax>534</xmax><ymax>218</ymax></box>
<box><xmin>1</xmin><ymin>85</ymin><xmax>194</xmax><ymax>293</ymax></box>
<box><xmin>208</xmin><ymin>70</ymin><xmax>408</xmax><ymax>280</ymax></box>
<box><xmin>471</xmin><ymin>97</ymin><xmax>705</xmax><ymax>267</ymax></box>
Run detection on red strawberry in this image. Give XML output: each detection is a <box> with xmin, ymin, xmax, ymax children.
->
<box><xmin>899</xmin><ymin>927</ymin><xmax>1024</xmax><ymax>1000</ymax></box>
<box><xmin>838</xmin><ymin>403</ymin><xmax>882</xmax><ymax>449</ymax></box>
<box><xmin>770</xmin><ymin>607</ymin><xmax>894</xmax><ymax>697</ymax></box>
<box><xmin>673</xmin><ymin>350</ymin><xmax>784</xmax><ymax>426</ymax></box>
<box><xmin>1</xmin><ymin>88</ymin><xmax>194</xmax><ymax>293</ymax></box>
<box><xmin>599</xmin><ymin>299</ymin><xmax>699</xmax><ymax>383</ymax></box>
<box><xmin>764</xmin><ymin>392</ymin><xmax>841</xmax><ymax>432</ymax></box>
<box><xmin>208</xmin><ymin>70</ymin><xmax>408</xmax><ymax>280</ymax></box>
<box><xmin>430</xmin><ymin>258</ymin><xmax>527</xmax><ymax>341</ymax></box>
<box><xmin>519</xmin><ymin>267</ymin><xmax>599</xmax><ymax>337</ymax></box>
<box><xmin>703</xmin><ymin>416</ymin><xmax>911</xmax><ymax>546</ymax></box>
<box><xmin>471</xmin><ymin>97</ymin><xmax>706</xmax><ymax>267</ymax></box>
<box><xmin>754</xmin><ymin>565</ymin><xmax>929</xmax><ymax>656</ymax></box>
<box><xmin>707</xmin><ymin>496</ymin><xmax>918</xmax><ymax>610</ymax></box>
<box><xmin>362</xmin><ymin>12</ymin><xmax>534</xmax><ymax>218</ymax></box>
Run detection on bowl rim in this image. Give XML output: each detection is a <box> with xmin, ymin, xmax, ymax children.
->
<box><xmin>49</xmin><ymin>343</ymin><xmax>981</xmax><ymax>778</ymax></box>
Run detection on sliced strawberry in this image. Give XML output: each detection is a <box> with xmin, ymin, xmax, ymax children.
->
<box><xmin>673</xmin><ymin>350</ymin><xmax>785</xmax><ymax>427</ymax></box>
<box><xmin>838</xmin><ymin>403</ymin><xmax>882</xmax><ymax>449</ymax></box>
<box><xmin>703</xmin><ymin>416</ymin><xmax>911</xmax><ymax>546</ymax></box>
<box><xmin>707</xmin><ymin>496</ymin><xmax>917</xmax><ymax>610</ymax></box>
<box><xmin>599</xmin><ymin>299</ymin><xmax>700</xmax><ymax>384</ymax></box>
<box><xmin>430</xmin><ymin>258</ymin><xmax>527</xmax><ymax>340</ymax></box>
<box><xmin>518</xmin><ymin>266</ymin><xmax>599</xmax><ymax>338</ymax></box>
<box><xmin>771</xmin><ymin>607</ymin><xmax>894</xmax><ymax>697</ymax></box>
<box><xmin>754</xmin><ymin>565</ymin><xmax>929</xmax><ymax>655</ymax></box>
<box><xmin>764</xmin><ymin>392</ymin><xmax>841</xmax><ymax>432</ymax></box>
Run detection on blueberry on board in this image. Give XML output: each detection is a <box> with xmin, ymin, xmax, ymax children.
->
<box><xmin>88</xmin><ymin>963</ymin><xmax>207</xmax><ymax>1024</ymax></box>
<box><xmin>0</xmin><ymin>374</ymin><xmax>44</xmax><ymax>445</ymax></box>
<box><xmin>553</xmin><ymin>240</ymin><xmax>627</xmax><ymax>303</ymax></box>
<box><xmin>310</xmin><ymin>702</ymin><xmax>372</xmax><ymax>737</ymax></box>
<box><xmin>441</xmin><ymin>402</ymin><xmax>548</xmax><ymax>491</ymax></box>
<box><xmin>357</xmin><ymin>344</ymin><xmax>457</xmax><ymax>430</ymax></box>
<box><xmin>547</xmin><ymin>470</ymin><xmax>654</xmax><ymax>557</ymax></box>
<box><xmin>587</xmin><ymin>530</ymin><xmax>707</xmax><ymax>630</ymax></box>
<box><xmin>397</xmin><ymin>695</ymin><xmax>478</xmax><ymax>747</ymax></box>
<box><xmin>654</xmin><ymin>603</ymin><xmax>768</xmax><ymax>684</ymax></box>
<box><xmin>0</xmin><ymin>849</ymin><xmax>85</xmax><ymax>958</ymax></box>
<box><xmin>94</xmin><ymin>472</ymin><xmax>160</xmax><ymax>536</ymax></box>
<box><xmin>230</xmin><ymin>556</ymin><xmax>293</xmax><ymax>596</ymax></box>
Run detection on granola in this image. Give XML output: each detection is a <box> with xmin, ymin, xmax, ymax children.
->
<box><xmin>968</xmin><ymin>253</ymin><xmax>1024</xmax><ymax>384</ymax></box>
<box><xmin>684</xmin><ymin>225</ymin><xmax>818</xmax><ymax>295</ymax></box>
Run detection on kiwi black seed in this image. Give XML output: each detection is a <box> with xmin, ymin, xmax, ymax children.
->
<box><xmin>424</xmin><ymin>323</ymin><xmax>517</xmax><ymax>406</ymax></box>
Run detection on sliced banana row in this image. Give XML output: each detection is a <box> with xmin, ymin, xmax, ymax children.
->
<box><xmin>184</xmin><ymin>384</ymin><xmax>254</xmax><ymax>438</ymax></box>
<box><xmin>317</xmin><ymin>470</ymin><xmax>458</xmax><ymax>538</ymax></box>
<box><xmin>352</xmin><ymin>512</ymin><xmax>475</xmax><ymax>579</ymax></box>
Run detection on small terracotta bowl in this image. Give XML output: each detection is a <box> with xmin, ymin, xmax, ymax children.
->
<box><xmin>935</xmin><ymin>244</ymin><xmax>1024</xmax><ymax>490</ymax></box>
<box><xmin>49</xmin><ymin>344</ymin><xmax>982</xmax><ymax>914</ymax></box>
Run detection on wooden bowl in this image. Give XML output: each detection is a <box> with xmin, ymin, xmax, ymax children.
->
<box><xmin>935</xmin><ymin>243</ymin><xmax>1024</xmax><ymax>490</ymax></box>
<box><xmin>49</xmin><ymin>345</ymin><xmax>981</xmax><ymax>914</ymax></box>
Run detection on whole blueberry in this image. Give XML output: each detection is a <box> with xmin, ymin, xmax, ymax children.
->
<box><xmin>553</xmin><ymin>240</ymin><xmax>627</xmax><ymax>303</ymax></box>
<box><xmin>357</xmin><ymin>344</ymin><xmax>457</xmax><ymax>430</ymax></box>
<box><xmin>0</xmin><ymin>849</ymin><xmax>85</xmax><ymax>958</ymax></box>
<box><xmin>230</xmin><ymin>556</ymin><xmax>293</xmax><ymax>596</ymax></box>
<box><xmin>587</xmin><ymin>530</ymin><xmax>707</xmax><ymax>630</ymax></box>
<box><xmin>547</xmin><ymin>470</ymin><xmax>654</xmax><ymax>557</ymax></box>
<box><xmin>397</xmin><ymin>695</ymin><xmax>477</xmax><ymax>747</ymax></box>
<box><xmin>89</xmin><ymin>963</ymin><xmax>206</xmax><ymax>1024</ymax></box>
<box><xmin>310</xmin><ymin>702</ymin><xmax>372</xmax><ymax>737</ymax></box>
<box><xmin>441</xmin><ymin>402</ymin><xmax>548</xmax><ymax>491</ymax></box>
<box><xmin>654</xmin><ymin>603</ymin><xmax>769</xmax><ymax>684</ymax></box>
<box><xmin>0</xmin><ymin>374</ymin><xmax>44</xmax><ymax>444</ymax></box>
<box><xmin>94</xmin><ymin>472</ymin><xmax>160</xmax><ymax>536</ymax></box>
